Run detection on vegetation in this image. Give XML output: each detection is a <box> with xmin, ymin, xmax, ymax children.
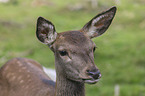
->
<box><xmin>0</xmin><ymin>0</ymin><xmax>145</xmax><ymax>96</ymax></box>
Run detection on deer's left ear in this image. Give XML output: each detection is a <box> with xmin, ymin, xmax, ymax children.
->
<box><xmin>81</xmin><ymin>6</ymin><xmax>117</xmax><ymax>39</ymax></box>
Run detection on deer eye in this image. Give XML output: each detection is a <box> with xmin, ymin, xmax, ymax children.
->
<box><xmin>59</xmin><ymin>50</ymin><xmax>68</xmax><ymax>56</ymax></box>
<box><xmin>93</xmin><ymin>47</ymin><xmax>96</xmax><ymax>52</ymax></box>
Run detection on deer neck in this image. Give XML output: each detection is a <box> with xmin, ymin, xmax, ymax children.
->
<box><xmin>55</xmin><ymin>62</ymin><xmax>85</xmax><ymax>96</ymax></box>
<box><xmin>55</xmin><ymin>75</ymin><xmax>85</xmax><ymax>96</ymax></box>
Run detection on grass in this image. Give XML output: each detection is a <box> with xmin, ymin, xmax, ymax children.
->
<box><xmin>0</xmin><ymin>0</ymin><xmax>145</xmax><ymax>96</ymax></box>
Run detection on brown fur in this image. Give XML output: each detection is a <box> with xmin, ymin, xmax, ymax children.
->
<box><xmin>0</xmin><ymin>58</ymin><xmax>55</xmax><ymax>96</ymax></box>
<box><xmin>0</xmin><ymin>6</ymin><xmax>116</xmax><ymax>96</ymax></box>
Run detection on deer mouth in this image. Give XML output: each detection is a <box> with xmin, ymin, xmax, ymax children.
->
<box><xmin>83</xmin><ymin>78</ymin><xmax>100</xmax><ymax>84</ymax></box>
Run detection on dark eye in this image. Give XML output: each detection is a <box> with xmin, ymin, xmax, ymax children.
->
<box><xmin>59</xmin><ymin>50</ymin><xmax>68</xmax><ymax>56</ymax></box>
<box><xmin>93</xmin><ymin>47</ymin><xmax>96</xmax><ymax>52</ymax></box>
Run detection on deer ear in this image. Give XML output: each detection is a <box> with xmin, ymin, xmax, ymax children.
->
<box><xmin>81</xmin><ymin>6</ymin><xmax>117</xmax><ymax>39</ymax></box>
<box><xmin>36</xmin><ymin>17</ymin><xmax>57</xmax><ymax>46</ymax></box>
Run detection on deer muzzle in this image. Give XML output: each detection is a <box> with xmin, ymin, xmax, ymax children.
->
<box><xmin>84</xmin><ymin>69</ymin><xmax>101</xmax><ymax>84</ymax></box>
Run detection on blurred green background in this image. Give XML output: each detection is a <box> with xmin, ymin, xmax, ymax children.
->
<box><xmin>0</xmin><ymin>0</ymin><xmax>145</xmax><ymax>96</ymax></box>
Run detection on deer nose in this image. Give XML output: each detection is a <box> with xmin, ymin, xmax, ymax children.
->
<box><xmin>86</xmin><ymin>69</ymin><xmax>101</xmax><ymax>79</ymax></box>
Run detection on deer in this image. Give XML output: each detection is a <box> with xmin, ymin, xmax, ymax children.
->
<box><xmin>0</xmin><ymin>6</ymin><xmax>116</xmax><ymax>96</ymax></box>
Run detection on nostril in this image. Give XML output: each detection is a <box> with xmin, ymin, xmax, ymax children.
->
<box><xmin>93</xmin><ymin>73</ymin><xmax>101</xmax><ymax>79</ymax></box>
<box><xmin>86</xmin><ymin>69</ymin><xmax>101</xmax><ymax>79</ymax></box>
<box><xmin>86</xmin><ymin>70</ymin><xmax>95</xmax><ymax>76</ymax></box>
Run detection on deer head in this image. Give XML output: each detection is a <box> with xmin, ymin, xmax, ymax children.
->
<box><xmin>36</xmin><ymin>7</ymin><xmax>116</xmax><ymax>84</ymax></box>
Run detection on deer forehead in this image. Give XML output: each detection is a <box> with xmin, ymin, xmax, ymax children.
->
<box><xmin>54</xmin><ymin>31</ymin><xmax>94</xmax><ymax>51</ymax></box>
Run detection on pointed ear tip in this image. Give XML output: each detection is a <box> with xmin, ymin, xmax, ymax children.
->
<box><xmin>110</xmin><ymin>6</ymin><xmax>117</xmax><ymax>12</ymax></box>
<box><xmin>37</xmin><ymin>16</ymin><xmax>45</xmax><ymax>21</ymax></box>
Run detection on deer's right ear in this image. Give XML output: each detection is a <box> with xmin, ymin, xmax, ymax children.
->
<box><xmin>36</xmin><ymin>17</ymin><xmax>57</xmax><ymax>46</ymax></box>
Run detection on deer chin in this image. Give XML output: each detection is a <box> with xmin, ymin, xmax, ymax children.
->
<box><xmin>84</xmin><ymin>78</ymin><xmax>100</xmax><ymax>84</ymax></box>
